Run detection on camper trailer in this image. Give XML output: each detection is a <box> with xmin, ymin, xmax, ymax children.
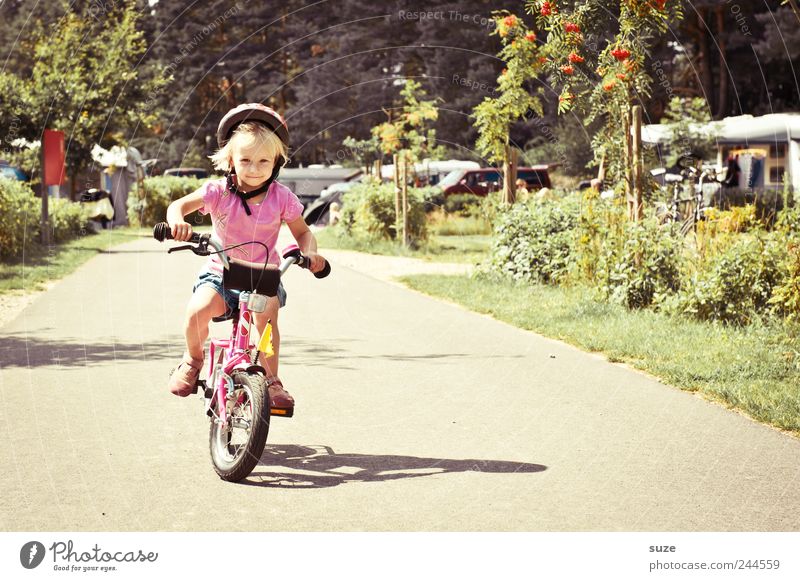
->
<box><xmin>642</xmin><ymin>113</ymin><xmax>800</xmax><ymax>192</ymax></box>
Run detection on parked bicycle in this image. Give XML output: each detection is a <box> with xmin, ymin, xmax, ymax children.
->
<box><xmin>655</xmin><ymin>155</ymin><xmax>723</xmax><ymax>236</ymax></box>
<box><xmin>153</xmin><ymin>222</ymin><xmax>331</xmax><ymax>482</ymax></box>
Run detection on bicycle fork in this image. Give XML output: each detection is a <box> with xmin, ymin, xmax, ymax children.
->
<box><xmin>205</xmin><ymin>296</ymin><xmax>276</xmax><ymax>426</ymax></box>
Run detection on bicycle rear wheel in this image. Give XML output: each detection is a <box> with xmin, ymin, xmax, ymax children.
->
<box><xmin>680</xmin><ymin>214</ymin><xmax>696</xmax><ymax>236</ymax></box>
<box><xmin>209</xmin><ymin>371</ymin><xmax>270</xmax><ymax>482</ymax></box>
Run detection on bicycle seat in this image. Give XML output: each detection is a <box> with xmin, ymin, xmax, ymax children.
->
<box><xmin>212</xmin><ymin>308</ymin><xmax>238</xmax><ymax>323</ymax></box>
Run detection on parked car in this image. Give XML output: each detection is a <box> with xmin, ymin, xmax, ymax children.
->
<box><xmin>303</xmin><ymin>181</ymin><xmax>358</xmax><ymax>226</ymax></box>
<box><xmin>280</xmin><ymin>166</ymin><xmax>363</xmax><ymax>207</ymax></box>
<box><xmin>0</xmin><ymin>162</ymin><xmax>29</xmax><ymax>181</ymax></box>
<box><xmin>437</xmin><ymin>166</ymin><xmax>551</xmax><ymax>196</ymax></box>
<box><xmin>163</xmin><ymin>167</ymin><xmax>210</xmax><ymax>179</ymax></box>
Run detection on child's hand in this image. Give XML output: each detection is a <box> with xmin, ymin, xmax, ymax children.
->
<box><xmin>306</xmin><ymin>252</ymin><xmax>327</xmax><ymax>274</ymax></box>
<box><xmin>170</xmin><ymin>221</ymin><xmax>194</xmax><ymax>241</ymax></box>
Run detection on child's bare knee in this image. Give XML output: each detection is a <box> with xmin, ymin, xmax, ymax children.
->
<box><xmin>253</xmin><ymin>299</ymin><xmax>279</xmax><ymax>331</ymax></box>
<box><xmin>187</xmin><ymin>289</ymin><xmax>225</xmax><ymax>321</ymax></box>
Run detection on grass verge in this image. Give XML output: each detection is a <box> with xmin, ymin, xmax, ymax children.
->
<box><xmin>400</xmin><ymin>274</ymin><xmax>800</xmax><ymax>436</ymax></box>
<box><xmin>0</xmin><ymin>227</ymin><xmax>151</xmax><ymax>294</ymax></box>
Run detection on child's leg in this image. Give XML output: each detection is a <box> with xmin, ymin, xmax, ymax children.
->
<box><xmin>253</xmin><ymin>296</ymin><xmax>281</xmax><ymax>377</ymax></box>
<box><xmin>252</xmin><ymin>296</ymin><xmax>294</xmax><ymax>413</ymax></box>
<box><xmin>184</xmin><ymin>287</ymin><xmax>227</xmax><ymax>361</ymax></box>
<box><xmin>170</xmin><ymin>287</ymin><xmax>226</xmax><ymax>397</ymax></box>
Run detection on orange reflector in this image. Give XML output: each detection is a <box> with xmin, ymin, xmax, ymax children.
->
<box><xmin>271</xmin><ymin>409</ymin><xmax>288</xmax><ymax>415</ymax></box>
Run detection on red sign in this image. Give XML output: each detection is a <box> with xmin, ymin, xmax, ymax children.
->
<box><xmin>42</xmin><ymin>129</ymin><xmax>66</xmax><ymax>186</ymax></box>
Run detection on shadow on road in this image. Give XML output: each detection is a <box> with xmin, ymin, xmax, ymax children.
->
<box><xmin>0</xmin><ymin>332</ymin><xmax>181</xmax><ymax>368</ymax></box>
<box><xmin>281</xmin><ymin>338</ymin><xmax>523</xmax><ymax>369</ymax></box>
<box><xmin>242</xmin><ymin>444</ymin><xmax>546</xmax><ymax>488</ymax></box>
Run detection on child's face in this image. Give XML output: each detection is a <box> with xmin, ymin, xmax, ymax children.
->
<box><xmin>231</xmin><ymin>140</ymin><xmax>276</xmax><ymax>189</ymax></box>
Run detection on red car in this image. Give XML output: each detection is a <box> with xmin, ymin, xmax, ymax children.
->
<box><xmin>437</xmin><ymin>166</ymin><xmax>551</xmax><ymax>196</ymax></box>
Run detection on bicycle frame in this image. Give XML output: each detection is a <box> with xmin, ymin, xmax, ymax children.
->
<box><xmin>204</xmin><ymin>246</ymin><xmax>301</xmax><ymax>428</ymax></box>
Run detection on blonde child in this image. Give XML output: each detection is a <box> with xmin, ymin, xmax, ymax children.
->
<box><xmin>166</xmin><ymin>104</ymin><xmax>326</xmax><ymax>416</ymax></box>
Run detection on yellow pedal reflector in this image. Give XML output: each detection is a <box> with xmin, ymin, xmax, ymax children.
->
<box><xmin>257</xmin><ymin>322</ymin><xmax>274</xmax><ymax>357</ymax></box>
<box><xmin>271</xmin><ymin>409</ymin><xmax>288</xmax><ymax>415</ymax></box>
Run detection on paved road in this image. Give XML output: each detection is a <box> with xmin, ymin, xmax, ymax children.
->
<box><xmin>1</xmin><ymin>231</ymin><xmax>799</xmax><ymax>531</ymax></box>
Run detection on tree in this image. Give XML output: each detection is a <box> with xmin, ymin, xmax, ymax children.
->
<box><xmin>371</xmin><ymin>79</ymin><xmax>443</xmax><ymax>246</ymax></box>
<box><xmin>0</xmin><ymin>1</ymin><xmax>166</xmax><ymax>195</ymax></box>
<box><xmin>372</xmin><ymin>79</ymin><xmax>443</xmax><ymax>163</ymax></box>
<box><xmin>526</xmin><ymin>0</ymin><xmax>684</xmax><ymax>218</ymax></box>
<box><xmin>473</xmin><ymin>12</ymin><xmax>544</xmax><ymax>202</ymax></box>
<box><xmin>658</xmin><ymin>96</ymin><xmax>716</xmax><ymax>167</ymax></box>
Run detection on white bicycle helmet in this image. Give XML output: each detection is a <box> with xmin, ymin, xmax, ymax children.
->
<box><xmin>216</xmin><ymin>103</ymin><xmax>289</xmax><ymax>151</ymax></box>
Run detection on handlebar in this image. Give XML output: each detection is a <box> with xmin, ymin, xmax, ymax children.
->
<box><xmin>152</xmin><ymin>222</ymin><xmax>331</xmax><ymax>279</ymax></box>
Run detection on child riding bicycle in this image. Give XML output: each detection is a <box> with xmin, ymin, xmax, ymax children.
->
<box><xmin>165</xmin><ymin>103</ymin><xmax>326</xmax><ymax>416</ymax></box>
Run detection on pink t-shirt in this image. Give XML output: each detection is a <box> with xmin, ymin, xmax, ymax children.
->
<box><xmin>197</xmin><ymin>178</ymin><xmax>304</xmax><ymax>274</ymax></box>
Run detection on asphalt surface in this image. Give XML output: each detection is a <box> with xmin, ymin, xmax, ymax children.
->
<box><xmin>1</xmin><ymin>230</ymin><xmax>799</xmax><ymax>531</ymax></box>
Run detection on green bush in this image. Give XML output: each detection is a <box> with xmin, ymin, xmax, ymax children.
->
<box><xmin>600</xmin><ymin>218</ymin><xmax>683</xmax><ymax>309</ymax></box>
<box><xmin>574</xmin><ymin>190</ymin><xmax>627</xmax><ymax>284</ymax></box>
<box><xmin>486</xmin><ymin>200</ymin><xmax>577</xmax><ymax>284</ymax></box>
<box><xmin>776</xmin><ymin>204</ymin><xmax>800</xmax><ymax>234</ymax></box>
<box><xmin>0</xmin><ymin>180</ymin><xmax>91</xmax><ymax>259</ymax></box>
<box><xmin>338</xmin><ymin>181</ymin><xmax>427</xmax><ymax>245</ymax></box>
<box><xmin>443</xmin><ymin>193</ymin><xmax>483</xmax><ymax>216</ymax></box>
<box><xmin>0</xmin><ymin>179</ymin><xmax>39</xmax><ymax>259</ymax></box>
<box><xmin>769</xmin><ymin>236</ymin><xmax>800</xmax><ymax>322</ymax></box>
<box><xmin>128</xmin><ymin>175</ymin><xmax>209</xmax><ymax>226</ymax></box>
<box><xmin>670</xmin><ymin>234</ymin><xmax>784</xmax><ymax>325</ymax></box>
<box><xmin>709</xmin><ymin>187</ymin><xmax>783</xmax><ymax>226</ymax></box>
<box><xmin>48</xmin><ymin>198</ymin><xmax>90</xmax><ymax>242</ymax></box>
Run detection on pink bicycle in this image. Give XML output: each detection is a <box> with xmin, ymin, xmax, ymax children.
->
<box><xmin>153</xmin><ymin>222</ymin><xmax>330</xmax><ymax>481</ymax></box>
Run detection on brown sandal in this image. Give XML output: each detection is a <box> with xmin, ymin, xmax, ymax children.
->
<box><xmin>168</xmin><ymin>357</ymin><xmax>203</xmax><ymax>397</ymax></box>
<box><xmin>268</xmin><ymin>378</ymin><xmax>295</xmax><ymax>417</ymax></box>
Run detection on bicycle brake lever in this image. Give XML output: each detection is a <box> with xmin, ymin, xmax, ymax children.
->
<box><xmin>168</xmin><ymin>245</ymin><xmax>194</xmax><ymax>253</ymax></box>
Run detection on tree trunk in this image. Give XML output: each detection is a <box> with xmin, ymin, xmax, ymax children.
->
<box><xmin>696</xmin><ymin>8</ymin><xmax>715</xmax><ymax>111</ymax></box>
<box><xmin>714</xmin><ymin>6</ymin><xmax>728</xmax><ymax>118</ymax></box>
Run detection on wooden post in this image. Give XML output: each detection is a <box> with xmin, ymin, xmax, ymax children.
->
<box><xmin>40</xmin><ymin>145</ymin><xmax>50</xmax><ymax>245</ymax></box>
<box><xmin>401</xmin><ymin>156</ymin><xmax>410</xmax><ymax>247</ymax></box>
<box><xmin>632</xmin><ymin>105</ymin><xmax>644</xmax><ymax>221</ymax></box>
<box><xmin>624</xmin><ymin>107</ymin><xmax>634</xmax><ymax>220</ymax></box>
<box><xmin>502</xmin><ymin>144</ymin><xmax>519</xmax><ymax>205</ymax></box>
<box><xmin>597</xmin><ymin>152</ymin><xmax>606</xmax><ymax>184</ymax></box>
<box><xmin>392</xmin><ymin>153</ymin><xmax>400</xmax><ymax>234</ymax></box>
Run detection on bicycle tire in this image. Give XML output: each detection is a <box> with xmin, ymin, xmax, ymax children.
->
<box><xmin>680</xmin><ymin>215</ymin><xmax>696</xmax><ymax>236</ymax></box>
<box><xmin>209</xmin><ymin>371</ymin><xmax>270</xmax><ymax>482</ymax></box>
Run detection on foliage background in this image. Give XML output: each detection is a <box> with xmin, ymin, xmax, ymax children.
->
<box><xmin>1</xmin><ymin>0</ymin><xmax>794</xmax><ymax>182</ymax></box>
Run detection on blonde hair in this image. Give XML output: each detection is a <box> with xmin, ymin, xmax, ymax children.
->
<box><xmin>209</xmin><ymin>122</ymin><xmax>288</xmax><ymax>173</ymax></box>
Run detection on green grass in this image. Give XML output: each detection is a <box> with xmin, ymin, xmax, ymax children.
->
<box><xmin>399</xmin><ymin>274</ymin><xmax>800</xmax><ymax>436</ymax></box>
<box><xmin>315</xmin><ymin>226</ymin><xmax>491</xmax><ymax>264</ymax></box>
<box><xmin>0</xmin><ymin>227</ymin><xmax>151</xmax><ymax>294</ymax></box>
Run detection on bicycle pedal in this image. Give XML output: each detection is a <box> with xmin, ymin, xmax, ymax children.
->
<box><xmin>270</xmin><ymin>408</ymin><xmax>294</xmax><ymax>418</ymax></box>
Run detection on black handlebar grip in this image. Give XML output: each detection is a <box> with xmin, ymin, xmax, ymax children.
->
<box><xmin>313</xmin><ymin>260</ymin><xmax>332</xmax><ymax>279</ymax></box>
<box><xmin>153</xmin><ymin>222</ymin><xmax>200</xmax><ymax>243</ymax></box>
<box><xmin>153</xmin><ymin>222</ymin><xmax>172</xmax><ymax>241</ymax></box>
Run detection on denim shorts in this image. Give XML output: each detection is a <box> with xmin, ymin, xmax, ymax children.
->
<box><xmin>193</xmin><ymin>270</ymin><xmax>286</xmax><ymax>317</ymax></box>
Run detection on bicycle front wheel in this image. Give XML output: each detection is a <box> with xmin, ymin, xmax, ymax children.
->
<box><xmin>209</xmin><ymin>372</ymin><xmax>270</xmax><ymax>482</ymax></box>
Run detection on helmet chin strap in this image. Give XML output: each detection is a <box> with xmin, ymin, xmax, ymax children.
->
<box><xmin>226</xmin><ymin>159</ymin><xmax>285</xmax><ymax>215</ymax></box>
